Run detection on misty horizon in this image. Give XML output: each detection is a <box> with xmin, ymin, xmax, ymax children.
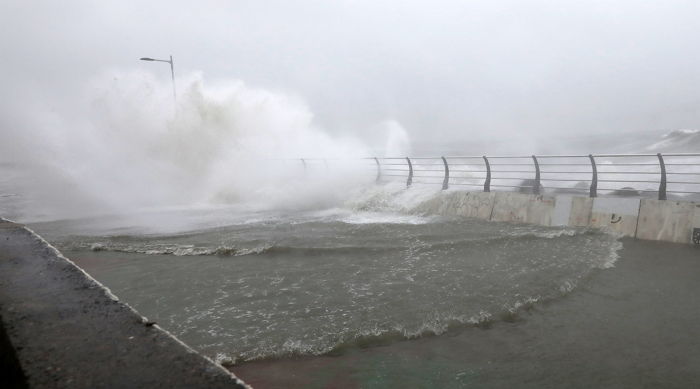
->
<box><xmin>3</xmin><ymin>1</ymin><xmax>700</xmax><ymax>156</ymax></box>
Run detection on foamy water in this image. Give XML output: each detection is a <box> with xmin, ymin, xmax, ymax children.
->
<box><xmin>32</xmin><ymin>187</ymin><xmax>623</xmax><ymax>364</ymax></box>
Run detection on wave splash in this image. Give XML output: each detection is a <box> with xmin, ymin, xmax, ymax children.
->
<box><xmin>1</xmin><ymin>71</ymin><xmax>412</xmax><ymax>223</ymax></box>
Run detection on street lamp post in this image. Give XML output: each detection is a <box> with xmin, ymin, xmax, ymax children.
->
<box><xmin>140</xmin><ymin>55</ymin><xmax>176</xmax><ymax>102</ymax></box>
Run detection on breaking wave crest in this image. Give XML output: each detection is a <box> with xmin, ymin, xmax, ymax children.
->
<box><xmin>74</xmin><ymin>242</ymin><xmax>273</xmax><ymax>257</ymax></box>
<box><xmin>61</xmin><ymin>225</ymin><xmax>609</xmax><ymax>260</ymax></box>
<box><xmin>227</xmin><ymin>281</ymin><xmax>587</xmax><ymax>363</ymax></box>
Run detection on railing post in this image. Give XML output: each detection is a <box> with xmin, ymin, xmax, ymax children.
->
<box><xmin>441</xmin><ymin>156</ymin><xmax>449</xmax><ymax>190</ymax></box>
<box><xmin>531</xmin><ymin>155</ymin><xmax>541</xmax><ymax>195</ymax></box>
<box><xmin>406</xmin><ymin>157</ymin><xmax>413</xmax><ymax>188</ymax></box>
<box><xmin>374</xmin><ymin>157</ymin><xmax>381</xmax><ymax>183</ymax></box>
<box><xmin>588</xmin><ymin>154</ymin><xmax>597</xmax><ymax>198</ymax></box>
<box><xmin>657</xmin><ymin>153</ymin><xmax>667</xmax><ymax>200</ymax></box>
<box><xmin>483</xmin><ymin>156</ymin><xmax>491</xmax><ymax>192</ymax></box>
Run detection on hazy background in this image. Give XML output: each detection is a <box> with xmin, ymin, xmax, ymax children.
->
<box><xmin>3</xmin><ymin>1</ymin><xmax>700</xmax><ymax>151</ymax></box>
<box><xmin>1</xmin><ymin>0</ymin><xmax>700</xmax><ymax>219</ymax></box>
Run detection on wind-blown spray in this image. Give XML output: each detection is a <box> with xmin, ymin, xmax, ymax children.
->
<box><xmin>0</xmin><ymin>71</ymin><xmax>411</xmax><ymax>221</ymax></box>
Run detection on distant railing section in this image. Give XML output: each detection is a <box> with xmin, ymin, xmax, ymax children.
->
<box><xmin>289</xmin><ymin>153</ymin><xmax>700</xmax><ymax>200</ymax></box>
<box><xmin>361</xmin><ymin>153</ymin><xmax>700</xmax><ymax>200</ymax></box>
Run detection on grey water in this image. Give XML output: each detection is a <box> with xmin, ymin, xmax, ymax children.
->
<box><xmin>25</xmin><ymin>187</ymin><xmax>700</xmax><ymax>388</ymax></box>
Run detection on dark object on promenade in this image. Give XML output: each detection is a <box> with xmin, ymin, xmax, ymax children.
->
<box><xmin>612</xmin><ymin>187</ymin><xmax>640</xmax><ymax>197</ymax></box>
<box><xmin>518</xmin><ymin>179</ymin><xmax>545</xmax><ymax>195</ymax></box>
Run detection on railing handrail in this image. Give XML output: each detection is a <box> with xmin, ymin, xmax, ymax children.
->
<box><xmin>276</xmin><ymin>152</ymin><xmax>700</xmax><ymax>200</ymax></box>
<box><xmin>381</xmin><ymin>153</ymin><xmax>700</xmax><ymax>200</ymax></box>
<box><xmin>373</xmin><ymin>153</ymin><xmax>700</xmax><ymax>159</ymax></box>
<box><xmin>270</xmin><ymin>153</ymin><xmax>700</xmax><ymax>161</ymax></box>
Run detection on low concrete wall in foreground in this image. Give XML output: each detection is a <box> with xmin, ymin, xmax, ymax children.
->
<box><xmin>0</xmin><ymin>219</ymin><xmax>250</xmax><ymax>389</ymax></box>
<box><xmin>420</xmin><ymin>191</ymin><xmax>700</xmax><ymax>245</ymax></box>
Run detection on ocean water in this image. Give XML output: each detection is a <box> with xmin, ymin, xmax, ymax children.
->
<box><xmin>25</xmin><ymin>186</ymin><xmax>700</xmax><ymax>388</ymax></box>
<box><xmin>231</xmin><ymin>237</ymin><xmax>700</xmax><ymax>389</ymax></box>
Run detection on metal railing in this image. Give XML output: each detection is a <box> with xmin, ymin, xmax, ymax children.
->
<box><xmin>358</xmin><ymin>153</ymin><xmax>700</xmax><ymax>200</ymax></box>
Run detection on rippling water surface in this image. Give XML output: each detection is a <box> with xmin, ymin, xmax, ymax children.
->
<box><xmin>27</xmin><ymin>186</ymin><xmax>700</xmax><ymax>388</ymax></box>
<box><xmin>33</xmin><ymin>202</ymin><xmax>622</xmax><ymax>365</ymax></box>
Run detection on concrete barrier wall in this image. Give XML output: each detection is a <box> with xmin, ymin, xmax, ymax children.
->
<box><xmin>589</xmin><ymin>197</ymin><xmax>641</xmax><ymax>237</ymax></box>
<box><xmin>636</xmin><ymin>200</ymin><xmax>700</xmax><ymax>244</ymax></box>
<box><xmin>490</xmin><ymin>193</ymin><xmax>556</xmax><ymax>225</ymax></box>
<box><xmin>420</xmin><ymin>191</ymin><xmax>700</xmax><ymax>245</ymax></box>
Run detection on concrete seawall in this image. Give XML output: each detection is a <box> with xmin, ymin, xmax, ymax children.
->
<box><xmin>416</xmin><ymin>192</ymin><xmax>700</xmax><ymax>245</ymax></box>
<box><xmin>0</xmin><ymin>219</ymin><xmax>250</xmax><ymax>388</ymax></box>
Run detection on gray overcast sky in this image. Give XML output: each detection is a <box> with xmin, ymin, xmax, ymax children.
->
<box><xmin>2</xmin><ymin>0</ymin><xmax>700</xmax><ymax>150</ymax></box>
